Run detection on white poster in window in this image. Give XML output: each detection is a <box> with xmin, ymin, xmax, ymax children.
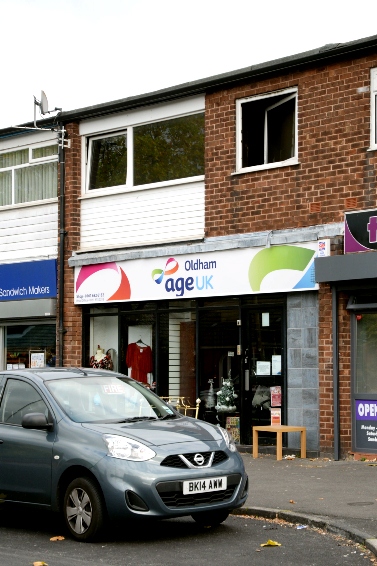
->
<box><xmin>272</xmin><ymin>355</ymin><xmax>281</xmax><ymax>375</ymax></box>
<box><xmin>31</xmin><ymin>352</ymin><xmax>45</xmax><ymax>368</ymax></box>
<box><xmin>271</xmin><ymin>408</ymin><xmax>281</xmax><ymax>425</ymax></box>
<box><xmin>256</xmin><ymin>361</ymin><xmax>271</xmax><ymax>375</ymax></box>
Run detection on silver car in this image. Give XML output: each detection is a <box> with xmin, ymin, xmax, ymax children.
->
<box><xmin>0</xmin><ymin>368</ymin><xmax>248</xmax><ymax>541</ymax></box>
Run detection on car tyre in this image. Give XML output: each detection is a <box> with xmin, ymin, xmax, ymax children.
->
<box><xmin>191</xmin><ymin>509</ymin><xmax>229</xmax><ymax>527</ymax></box>
<box><xmin>63</xmin><ymin>477</ymin><xmax>105</xmax><ymax>542</ymax></box>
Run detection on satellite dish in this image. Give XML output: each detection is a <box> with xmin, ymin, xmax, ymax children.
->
<box><xmin>40</xmin><ymin>91</ymin><xmax>49</xmax><ymax>115</ymax></box>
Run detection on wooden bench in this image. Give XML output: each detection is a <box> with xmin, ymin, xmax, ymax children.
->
<box><xmin>252</xmin><ymin>425</ymin><xmax>307</xmax><ymax>460</ymax></box>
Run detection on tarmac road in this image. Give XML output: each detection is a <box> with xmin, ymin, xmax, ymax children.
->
<box><xmin>0</xmin><ymin>504</ymin><xmax>376</xmax><ymax>566</ymax></box>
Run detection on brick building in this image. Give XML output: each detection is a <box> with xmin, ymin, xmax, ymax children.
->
<box><xmin>1</xmin><ymin>34</ymin><xmax>377</xmax><ymax>458</ymax></box>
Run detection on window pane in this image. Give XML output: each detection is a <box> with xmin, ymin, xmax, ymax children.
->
<box><xmin>267</xmin><ymin>97</ymin><xmax>295</xmax><ymax>163</ymax></box>
<box><xmin>134</xmin><ymin>113</ymin><xmax>204</xmax><ymax>186</ymax></box>
<box><xmin>0</xmin><ymin>149</ymin><xmax>28</xmax><ymax>169</ymax></box>
<box><xmin>89</xmin><ymin>134</ymin><xmax>127</xmax><ymax>190</ymax></box>
<box><xmin>241</xmin><ymin>93</ymin><xmax>296</xmax><ymax>168</ymax></box>
<box><xmin>15</xmin><ymin>162</ymin><xmax>57</xmax><ymax>204</ymax></box>
<box><xmin>0</xmin><ymin>171</ymin><xmax>12</xmax><ymax>206</ymax></box>
<box><xmin>6</xmin><ymin>324</ymin><xmax>56</xmax><ymax>369</ymax></box>
<box><xmin>32</xmin><ymin>145</ymin><xmax>58</xmax><ymax>159</ymax></box>
<box><xmin>0</xmin><ymin>379</ymin><xmax>47</xmax><ymax>425</ymax></box>
<box><xmin>355</xmin><ymin>313</ymin><xmax>377</xmax><ymax>393</ymax></box>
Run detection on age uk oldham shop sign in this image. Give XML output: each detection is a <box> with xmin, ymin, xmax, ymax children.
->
<box><xmin>74</xmin><ymin>242</ymin><xmax>329</xmax><ymax>305</ymax></box>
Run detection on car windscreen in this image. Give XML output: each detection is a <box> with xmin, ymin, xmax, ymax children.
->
<box><xmin>46</xmin><ymin>376</ymin><xmax>176</xmax><ymax>423</ymax></box>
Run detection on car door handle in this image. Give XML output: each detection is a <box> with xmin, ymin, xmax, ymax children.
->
<box><xmin>0</xmin><ymin>440</ymin><xmax>3</xmax><ymax>444</ymax></box>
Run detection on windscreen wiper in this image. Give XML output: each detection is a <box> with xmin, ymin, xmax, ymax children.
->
<box><xmin>118</xmin><ymin>416</ymin><xmax>158</xmax><ymax>423</ymax></box>
<box><xmin>159</xmin><ymin>413</ymin><xmax>177</xmax><ymax>420</ymax></box>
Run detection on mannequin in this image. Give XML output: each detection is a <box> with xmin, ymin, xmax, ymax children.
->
<box><xmin>89</xmin><ymin>345</ymin><xmax>113</xmax><ymax>370</ymax></box>
<box><xmin>94</xmin><ymin>346</ymin><xmax>105</xmax><ymax>362</ymax></box>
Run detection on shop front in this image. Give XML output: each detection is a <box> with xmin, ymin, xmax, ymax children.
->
<box><xmin>0</xmin><ymin>260</ymin><xmax>57</xmax><ymax>370</ymax></box>
<box><xmin>315</xmin><ymin>210</ymin><xmax>377</xmax><ymax>457</ymax></box>
<box><xmin>74</xmin><ymin>240</ymin><xmax>327</xmax><ymax>447</ymax></box>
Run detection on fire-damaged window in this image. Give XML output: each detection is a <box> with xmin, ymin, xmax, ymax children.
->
<box><xmin>236</xmin><ymin>88</ymin><xmax>298</xmax><ymax>172</ymax></box>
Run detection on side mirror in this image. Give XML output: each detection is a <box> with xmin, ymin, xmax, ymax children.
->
<box><xmin>22</xmin><ymin>412</ymin><xmax>53</xmax><ymax>431</ymax></box>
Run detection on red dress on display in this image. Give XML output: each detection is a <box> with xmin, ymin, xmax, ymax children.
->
<box><xmin>126</xmin><ymin>343</ymin><xmax>153</xmax><ymax>383</ymax></box>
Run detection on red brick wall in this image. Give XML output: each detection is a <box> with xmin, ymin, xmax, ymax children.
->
<box><xmin>338</xmin><ymin>292</ymin><xmax>352</xmax><ymax>454</ymax></box>
<box><xmin>59</xmin><ymin>122</ymin><xmax>83</xmax><ymax>367</ymax></box>
<box><xmin>205</xmin><ymin>54</ymin><xmax>377</xmax><ymax>237</ymax></box>
<box><xmin>205</xmin><ymin>53</ymin><xmax>377</xmax><ymax>454</ymax></box>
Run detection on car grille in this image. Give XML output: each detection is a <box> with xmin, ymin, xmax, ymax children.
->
<box><xmin>160</xmin><ymin>451</ymin><xmax>228</xmax><ymax>469</ymax></box>
<box><xmin>156</xmin><ymin>473</ymin><xmax>241</xmax><ymax>508</ymax></box>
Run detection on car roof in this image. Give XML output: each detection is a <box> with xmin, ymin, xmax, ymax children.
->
<box><xmin>2</xmin><ymin>367</ymin><xmax>128</xmax><ymax>382</ymax></box>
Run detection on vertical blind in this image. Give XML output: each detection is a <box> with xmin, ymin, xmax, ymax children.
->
<box><xmin>0</xmin><ymin>146</ymin><xmax>58</xmax><ymax>205</ymax></box>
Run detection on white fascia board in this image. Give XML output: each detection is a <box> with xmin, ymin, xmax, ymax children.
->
<box><xmin>0</xmin><ymin>130</ymin><xmax>58</xmax><ymax>152</ymax></box>
<box><xmin>79</xmin><ymin>95</ymin><xmax>205</xmax><ymax>137</ymax></box>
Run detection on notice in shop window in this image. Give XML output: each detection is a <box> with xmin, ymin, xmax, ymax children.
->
<box><xmin>270</xmin><ymin>386</ymin><xmax>282</xmax><ymax>407</ymax></box>
<box><xmin>30</xmin><ymin>352</ymin><xmax>45</xmax><ymax>368</ymax></box>
<box><xmin>271</xmin><ymin>408</ymin><xmax>281</xmax><ymax>425</ymax></box>
<box><xmin>272</xmin><ymin>355</ymin><xmax>281</xmax><ymax>375</ymax></box>
<box><xmin>256</xmin><ymin>361</ymin><xmax>271</xmax><ymax>375</ymax></box>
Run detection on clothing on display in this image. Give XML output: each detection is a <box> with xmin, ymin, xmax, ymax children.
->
<box><xmin>126</xmin><ymin>341</ymin><xmax>153</xmax><ymax>383</ymax></box>
<box><xmin>89</xmin><ymin>345</ymin><xmax>113</xmax><ymax>370</ymax></box>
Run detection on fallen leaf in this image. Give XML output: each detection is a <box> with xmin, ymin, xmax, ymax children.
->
<box><xmin>33</xmin><ymin>562</ymin><xmax>48</xmax><ymax>566</ymax></box>
<box><xmin>289</xmin><ymin>500</ymin><xmax>296</xmax><ymax>504</ymax></box>
<box><xmin>50</xmin><ymin>536</ymin><xmax>65</xmax><ymax>541</ymax></box>
<box><xmin>261</xmin><ymin>539</ymin><xmax>282</xmax><ymax>547</ymax></box>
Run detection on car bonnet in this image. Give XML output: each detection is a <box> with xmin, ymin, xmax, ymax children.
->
<box><xmin>81</xmin><ymin>417</ymin><xmax>222</xmax><ymax>447</ymax></box>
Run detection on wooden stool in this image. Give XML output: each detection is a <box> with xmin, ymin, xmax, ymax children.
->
<box><xmin>252</xmin><ymin>425</ymin><xmax>306</xmax><ymax>460</ymax></box>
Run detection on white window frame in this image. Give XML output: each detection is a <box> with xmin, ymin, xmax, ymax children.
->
<box><xmin>370</xmin><ymin>68</ymin><xmax>377</xmax><ymax>150</ymax></box>
<box><xmin>0</xmin><ymin>142</ymin><xmax>58</xmax><ymax>208</ymax></box>
<box><xmin>86</xmin><ymin>131</ymin><xmax>130</xmax><ymax>191</ymax></box>
<box><xmin>235</xmin><ymin>87</ymin><xmax>298</xmax><ymax>174</ymax></box>
<box><xmin>81</xmin><ymin>96</ymin><xmax>205</xmax><ymax>197</ymax></box>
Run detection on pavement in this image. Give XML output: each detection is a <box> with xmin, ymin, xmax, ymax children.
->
<box><xmin>235</xmin><ymin>452</ymin><xmax>377</xmax><ymax>556</ymax></box>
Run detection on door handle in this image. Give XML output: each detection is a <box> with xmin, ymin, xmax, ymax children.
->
<box><xmin>244</xmin><ymin>369</ymin><xmax>249</xmax><ymax>391</ymax></box>
<box><xmin>0</xmin><ymin>440</ymin><xmax>3</xmax><ymax>444</ymax></box>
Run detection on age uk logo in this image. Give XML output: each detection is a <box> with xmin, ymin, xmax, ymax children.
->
<box><xmin>151</xmin><ymin>258</ymin><xmax>179</xmax><ymax>284</ymax></box>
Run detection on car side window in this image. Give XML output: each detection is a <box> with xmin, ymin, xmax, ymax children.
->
<box><xmin>0</xmin><ymin>379</ymin><xmax>48</xmax><ymax>425</ymax></box>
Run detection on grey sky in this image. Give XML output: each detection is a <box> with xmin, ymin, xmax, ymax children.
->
<box><xmin>1</xmin><ymin>0</ymin><xmax>376</xmax><ymax>129</ymax></box>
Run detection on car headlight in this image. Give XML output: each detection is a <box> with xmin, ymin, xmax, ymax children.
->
<box><xmin>218</xmin><ymin>426</ymin><xmax>237</xmax><ymax>452</ymax></box>
<box><xmin>103</xmin><ymin>434</ymin><xmax>156</xmax><ymax>461</ymax></box>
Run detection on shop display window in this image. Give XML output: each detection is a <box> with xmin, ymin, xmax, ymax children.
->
<box><xmin>5</xmin><ymin>324</ymin><xmax>56</xmax><ymax>369</ymax></box>
<box><xmin>355</xmin><ymin>313</ymin><xmax>377</xmax><ymax>393</ymax></box>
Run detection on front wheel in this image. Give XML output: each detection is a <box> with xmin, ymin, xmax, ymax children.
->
<box><xmin>191</xmin><ymin>509</ymin><xmax>229</xmax><ymax>527</ymax></box>
<box><xmin>63</xmin><ymin>477</ymin><xmax>105</xmax><ymax>542</ymax></box>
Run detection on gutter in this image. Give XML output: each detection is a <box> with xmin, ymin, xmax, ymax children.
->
<box><xmin>58</xmin><ymin>124</ymin><xmax>66</xmax><ymax>366</ymax></box>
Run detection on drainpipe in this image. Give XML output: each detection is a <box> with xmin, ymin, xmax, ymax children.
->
<box><xmin>58</xmin><ymin>123</ymin><xmax>67</xmax><ymax>366</ymax></box>
<box><xmin>332</xmin><ymin>286</ymin><xmax>340</xmax><ymax>460</ymax></box>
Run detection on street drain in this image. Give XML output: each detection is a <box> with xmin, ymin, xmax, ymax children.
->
<box><xmin>347</xmin><ymin>502</ymin><xmax>375</xmax><ymax>506</ymax></box>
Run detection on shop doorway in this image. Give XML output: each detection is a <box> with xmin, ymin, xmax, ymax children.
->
<box><xmin>241</xmin><ymin>306</ymin><xmax>285</xmax><ymax>445</ymax></box>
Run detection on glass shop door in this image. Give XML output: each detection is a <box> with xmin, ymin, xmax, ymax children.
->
<box><xmin>240</xmin><ymin>307</ymin><xmax>285</xmax><ymax>445</ymax></box>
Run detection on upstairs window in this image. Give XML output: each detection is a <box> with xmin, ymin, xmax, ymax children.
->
<box><xmin>371</xmin><ymin>68</ymin><xmax>377</xmax><ymax>149</ymax></box>
<box><xmin>87</xmin><ymin>112</ymin><xmax>204</xmax><ymax>191</ymax></box>
<box><xmin>133</xmin><ymin>114</ymin><xmax>204</xmax><ymax>185</ymax></box>
<box><xmin>89</xmin><ymin>133</ymin><xmax>127</xmax><ymax>190</ymax></box>
<box><xmin>236</xmin><ymin>88</ymin><xmax>298</xmax><ymax>173</ymax></box>
<box><xmin>0</xmin><ymin>144</ymin><xmax>58</xmax><ymax>207</ymax></box>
